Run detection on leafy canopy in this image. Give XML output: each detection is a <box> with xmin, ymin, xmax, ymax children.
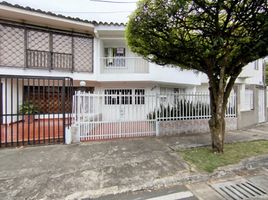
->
<box><xmin>126</xmin><ymin>0</ymin><xmax>268</xmax><ymax>79</ymax></box>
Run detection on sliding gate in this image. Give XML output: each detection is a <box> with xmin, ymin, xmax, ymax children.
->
<box><xmin>0</xmin><ymin>75</ymin><xmax>73</xmax><ymax>147</ymax></box>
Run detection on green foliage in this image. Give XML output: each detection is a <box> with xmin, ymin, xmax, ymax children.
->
<box><xmin>127</xmin><ymin>0</ymin><xmax>268</xmax><ymax>78</ymax></box>
<box><xmin>147</xmin><ymin>99</ymin><xmax>210</xmax><ymax>120</ymax></box>
<box><xmin>147</xmin><ymin>99</ymin><xmax>235</xmax><ymax>120</ymax></box>
<box><xmin>19</xmin><ymin>103</ymin><xmax>39</xmax><ymax>115</ymax></box>
<box><xmin>127</xmin><ymin>1</ymin><xmax>268</xmax><ymax>152</ymax></box>
<box><xmin>179</xmin><ymin>140</ymin><xmax>268</xmax><ymax>172</ymax></box>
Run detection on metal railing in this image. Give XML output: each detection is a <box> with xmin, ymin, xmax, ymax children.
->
<box><xmin>100</xmin><ymin>57</ymin><xmax>149</xmax><ymax>73</ymax></box>
<box><xmin>73</xmin><ymin>92</ymin><xmax>237</xmax><ymax>140</ymax></box>
<box><xmin>0</xmin><ymin>75</ymin><xmax>73</xmax><ymax>147</ymax></box>
<box><xmin>27</xmin><ymin>50</ymin><xmax>73</xmax><ymax>71</ymax></box>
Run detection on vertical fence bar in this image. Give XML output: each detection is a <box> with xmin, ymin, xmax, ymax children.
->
<box><xmin>5</xmin><ymin>78</ymin><xmax>7</xmax><ymax>146</ymax></box>
<box><xmin>38</xmin><ymin>78</ymin><xmax>41</xmax><ymax>144</ymax></box>
<box><xmin>62</xmin><ymin>79</ymin><xmax>66</xmax><ymax>143</ymax></box>
<box><xmin>52</xmin><ymin>79</ymin><xmax>55</xmax><ymax>143</ymax></box>
<box><xmin>27</xmin><ymin>78</ymin><xmax>30</xmax><ymax>144</ymax></box>
<box><xmin>10</xmin><ymin>78</ymin><xmax>13</xmax><ymax>146</ymax></box>
<box><xmin>42</xmin><ymin>78</ymin><xmax>46</xmax><ymax>144</ymax></box>
<box><xmin>16</xmin><ymin>78</ymin><xmax>19</xmax><ymax>145</ymax></box>
<box><xmin>32</xmin><ymin>78</ymin><xmax>36</xmax><ymax>144</ymax></box>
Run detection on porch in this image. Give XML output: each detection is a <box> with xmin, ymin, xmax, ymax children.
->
<box><xmin>0</xmin><ymin>118</ymin><xmax>64</xmax><ymax>146</ymax></box>
<box><xmin>0</xmin><ymin>75</ymin><xmax>73</xmax><ymax>147</ymax></box>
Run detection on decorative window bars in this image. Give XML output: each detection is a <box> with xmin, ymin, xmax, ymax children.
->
<box><xmin>0</xmin><ymin>21</ymin><xmax>93</xmax><ymax>72</ymax></box>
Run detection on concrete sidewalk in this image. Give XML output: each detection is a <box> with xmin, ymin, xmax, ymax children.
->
<box><xmin>0</xmin><ymin>123</ymin><xmax>267</xmax><ymax>200</ymax></box>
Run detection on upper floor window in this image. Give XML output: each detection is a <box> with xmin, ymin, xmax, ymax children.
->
<box><xmin>104</xmin><ymin>47</ymin><xmax>126</xmax><ymax>68</ymax></box>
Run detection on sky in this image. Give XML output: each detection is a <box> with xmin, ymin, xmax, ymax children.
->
<box><xmin>4</xmin><ymin>0</ymin><xmax>138</xmax><ymax>23</ymax></box>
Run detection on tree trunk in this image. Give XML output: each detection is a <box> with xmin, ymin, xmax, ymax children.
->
<box><xmin>209</xmin><ymin>111</ymin><xmax>225</xmax><ymax>153</ymax></box>
<box><xmin>208</xmin><ymin>84</ymin><xmax>227</xmax><ymax>153</ymax></box>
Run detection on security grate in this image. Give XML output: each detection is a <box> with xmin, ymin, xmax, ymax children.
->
<box><xmin>0</xmin><ymin>21</ymin><xmax>93</xmax><ymax>72</ymax></box>
<box><xmin>211</xmin><ymin>180</ymin><xmax>268</xmax><ymax>200</ymax></box>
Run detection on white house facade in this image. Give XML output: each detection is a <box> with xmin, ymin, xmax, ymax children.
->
<box><xmin>0</xmin><ymin>2</ymin><xmax>267</xmax><ymax>146</ymax></box>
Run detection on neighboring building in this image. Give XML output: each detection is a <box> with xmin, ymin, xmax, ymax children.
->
<box><xmin>0</xmin><ymin>2</ymin><xmax>266</xmax><ymax>146</ymax></box>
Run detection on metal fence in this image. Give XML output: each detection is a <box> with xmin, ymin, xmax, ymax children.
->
<box><xmin>73</xmin><ymin>92</ymin><xmax>236</xmax><ymax>141</ymax></box>
<box><xmin>0</xmin><ymin>75</ymin><xmax>73</xmax><ymax>147</ymax></box>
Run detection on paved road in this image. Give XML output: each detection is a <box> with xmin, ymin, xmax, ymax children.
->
<box><xmin>94</xmin><ymin>185</ymin><xmax>198</xmax><ymax>200</ymax></box>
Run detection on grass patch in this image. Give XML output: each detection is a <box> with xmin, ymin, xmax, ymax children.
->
<box><xmin>179</xmin><ymin>140</ymin><xmax>268</xmax><ymax>173</ymax></box>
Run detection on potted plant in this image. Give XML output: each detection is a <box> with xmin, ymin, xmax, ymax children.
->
<box><xmin>19</xmin><ymin>103</ymin><xmax>39</xmax><ymax>123</ymax></box>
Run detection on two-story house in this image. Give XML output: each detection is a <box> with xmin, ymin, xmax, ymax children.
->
<box><xmin>0</xmin><ymin>2</ymin><xmax>266</xmax><ymax>146</ymax></box>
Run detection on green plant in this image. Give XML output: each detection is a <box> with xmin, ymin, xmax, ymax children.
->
<box><xmin>147</xmin><ymin>99</ymin><xmax>211</xmax><ymax>120</ymax></box>
<box><xmin>19</xmin><ymin>103</ymin><xmax>39</xmax><ymax>115</ymax></box>
<box><xmin>179</xmin><ymin>140</ymin><xmax>268</xmax><ymax>173</ymax></box>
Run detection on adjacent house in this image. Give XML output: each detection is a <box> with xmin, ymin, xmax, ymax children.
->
<box><xmin>0</xmin><ymin>2</ymin><xmax>266</xmax><ymax>146</ymax></box>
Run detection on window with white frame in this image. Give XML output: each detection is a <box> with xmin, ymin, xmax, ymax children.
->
<box><xmin>135</xmin><ymin>89</ymin><xmax>145</xmax><ymax>104</ymax></box>
<box><xmin>104</xmin><ymin>47</ymin><xmax>126</xmax><ymax>68</ymax></box>
<box><xmin>254</xmin><ymin>61</ymin><xmax>259</xmax><ymax>70</ymax></box>
<box><xmin>104</xmin><ymin>89</ymin><xmax>132</xmax><ymax>105</ymax></box>
<box><xmin>244</xmin><ymin>88</ymin><xmax>254</xmax><ymax>110</ymax></box>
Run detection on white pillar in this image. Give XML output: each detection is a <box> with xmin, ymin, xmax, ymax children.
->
<box><xmin>240</xmin><ymin>83</ymin><xmax>246</xmax><ymax>111</ymax></box>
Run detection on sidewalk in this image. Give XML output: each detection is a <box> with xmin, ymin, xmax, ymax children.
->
<box><xmin>0</xmin><ymin>123</ymin><xmax>267</xmax><ymax>200</ymax></box>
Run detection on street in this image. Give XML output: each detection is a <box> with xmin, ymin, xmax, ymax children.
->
<box><xmin>94</xmin><ymin>185</ymin><xmax>198</xmax><ymax>200</ymax></box>
<box><xmin>96</xmin><ymin>168</ymin><xmax>268</xmax><ymax>200</ymax></box>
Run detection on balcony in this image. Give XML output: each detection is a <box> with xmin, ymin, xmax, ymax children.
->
<box><xmin>27</xmin><ymin>50</ymin><xmax>73</xmax><ymax>71</ymax></box>
<box><xmin>0</xmin><ymin>21</ymin><xmax>93</xmax><ymax>73</ymax></box>
<box><xmin>100</xmin><ymin>57</ymin><xmax>149</xmax><ymax>73</ymax></box>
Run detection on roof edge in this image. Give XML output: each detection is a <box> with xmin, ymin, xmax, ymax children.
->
<box><xmin>0</xmin><ymin>1</ymin><xmax>126</xmax><ymax>26</ymax></box>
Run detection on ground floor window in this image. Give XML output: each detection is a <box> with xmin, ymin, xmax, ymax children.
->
<box><xmin>23</xmin><ymin>86</ymin><xmax>73</xmax><ymax>113</ymax></box>
<box><xmin>104</xmin><ymin>89</ymin><xmax>132</xmax><ymax>105</ymax></box>
<box><xmin>135</xmin><ymin>89</ymin><xmax>145</xmax><ymax>105</ymax></box>
<box><xmin>104</xmin><ymin>89</ymin><xmax>145</xmax><ymax>105</ymax></box>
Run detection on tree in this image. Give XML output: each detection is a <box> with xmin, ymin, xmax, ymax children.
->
<box><xmin>126</xmin><ymin>0</ymin><xmax>268</xmax><ymax>153</ymax></box>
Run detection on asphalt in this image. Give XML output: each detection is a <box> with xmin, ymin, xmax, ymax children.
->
<box><xmin>0</xmin><ymin>123</ymin><xmax>267</xmax><ymax>200</ymax></box>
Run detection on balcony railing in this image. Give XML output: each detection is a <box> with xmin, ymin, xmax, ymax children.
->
<box><xmin>27</xmin><ymin>49</ymin><xmax>73</xmax><ymax>71</ymax></box>
<box><xmin>100</xmin><ymin>57</ymin><xmax>149</xmax><ymax>73</ymax></box>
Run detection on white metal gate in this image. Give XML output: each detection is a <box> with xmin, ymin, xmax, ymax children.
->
<box><xmin>73</xmin><ymin>92</ymin><xmax>157</xmax><ymax>140</ymax></box>
<box><xmin>72</xmin><ymin>92</ymin><xmax>236</xmax><ymax>141</ymax></box>
<box><xmin>258</xmin><ymin>89</ymin><xmax>266</xmax><ymax>123</ymax></box>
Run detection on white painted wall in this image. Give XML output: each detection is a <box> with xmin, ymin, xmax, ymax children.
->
<box><xmin>93</xmin><ymin>86</ymin><xmax>158</xmax><ymax>121</ymax></box>
<box><xmin>239</xmin><ymin>60</ymin><xmax>264</xmax><ymax>85</ymax></box>
<box><xmin>200</xmin><ymin>59</ymin><xmax>265</xmax><ymax>86</ymax></box>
